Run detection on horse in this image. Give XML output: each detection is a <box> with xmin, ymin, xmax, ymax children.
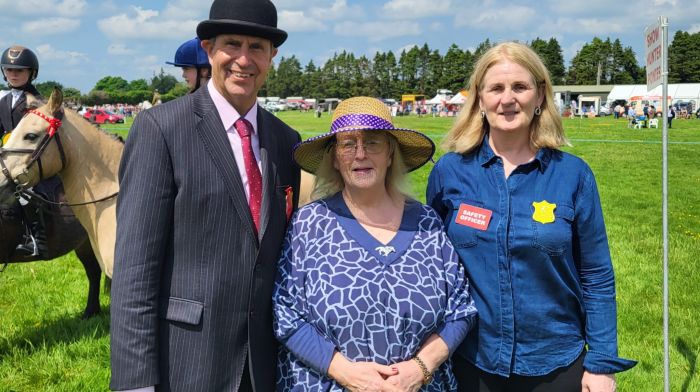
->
<box><xmin>0</xmin><ymin>200</ymin><xmax>103</xmax><ymax>318</ymax></box>
<box><xmin>0</xmin><ymin>88</ymin><xmax>315</xmax><ymax>317</ymax></box>
<box><xmin>0</xmin><ymin>89</ymin><xmax>121</xmax><ymax>295</ymax></box>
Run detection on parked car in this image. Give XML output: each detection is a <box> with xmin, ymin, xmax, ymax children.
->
<box><xmin>598</xmin><ymin>105</ymin><xmax>612</xmax><ymax>116</ymax></box>
<box><xmin>83</xmin><ymin>109</ymin><xmax>125</xmax><ymax>124</ymax></box>
<box><xmin>264</xmin><ymin>102</ymin><xmax>286</xmax><ymax>112</ymax></box>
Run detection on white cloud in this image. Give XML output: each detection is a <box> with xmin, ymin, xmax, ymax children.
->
<box><xmin>551</xmin><ymin>17</ymin><xmax>625</xmax><ymax>36</ymax></box>
<box><xmin>279</xmin><ymin>10</ymin><xmax>327</xmax><ymax>32</ymax></box>
<box><xmin>309</xmin><ymin>0</ymin><xmax>364</xmax><ymax>20</ymax></box>
<box><xmin>458</xmin><ymin>6</ymin><xmax>537</xmax><ymax>30</ymax></box>
<box><xmin>396</xmin><ymin>44</ymin><xmax>419</xmax><ymax>54</ymax></box>
<box><xmin>334</xmin><ymin>21</ymin><xmax>422</xmax><ymax>41</ymax></box>
<box><xmin>382</xmin><ymin>0</ymin><xmax>452</xmax><ymax>19</ymax></box>
<box><xmin>22</xmin><ymin>17</ymin><xmax>80</xmax><ymax>35</ymax></box>
<box><xmin>428</xmin><ymin>22</ymin><xmax>442</xmax><ymax>31</ymax></box>
<box><xmin>278</xmin><ymin>0</ymin><xmax>365</xmax><ymax>32</ymax></box>
<box><xmin>98</xmin><ymin>6</ymin><xmax>198</xmax><ymax>40</ymax></box>
<box><xmin>0</xmin><ymin>0</ymin><xmax>86</xmax><ymax>17</ymax></box>
<box><xmin>274</xmin><ymin>0</ymin><xmax>332</xmax><ymax>9</ymax></box>
<box><xmin>162</xmin><ymin>0</ymin><xmax>208</xmax><ymax>20</ymax></box>
<box><xmin>54</xmin><ymin>0</ymin><xmax>87</xmax><ymax>17</ymax></box>
<box><xmin>689</xmin><ymin>24</ymin><xmax>700</xmax><ymax>34</ymax></box>
<box><xmin>108</xmin><ymin>44</ymin><xmax>135</xmax><ymax>56</ymax></box>
<box><xmin>35</xmin><ymin>44</ymin><xmax>87</xmax><ymax>65</ymax></box>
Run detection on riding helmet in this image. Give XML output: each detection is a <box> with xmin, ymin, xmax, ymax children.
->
<box><xmin>1</xmin><ymin>46</ymin><xmax>39</xmax><ymax>81</ymax></box>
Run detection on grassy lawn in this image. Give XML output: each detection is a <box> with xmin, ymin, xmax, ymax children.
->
<box><xmin>0</xmin><ymin>112</ymin><xmax>698</xmax><ymax>391</ymax></box>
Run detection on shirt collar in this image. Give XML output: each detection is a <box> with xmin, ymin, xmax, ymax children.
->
<box><xmin>207</xmin><ymin>79</ymin><xmax>258</xmax><ymax>135</ymax></box>
<box><xmin>11</xmin><ymin>89</ymin><xmax>23</xmax><ymax>97</ymax></box>
<box><xmin>477</xmin><ymin>132</ymin><xmax>552</xmax><ymax>173</ymax></box>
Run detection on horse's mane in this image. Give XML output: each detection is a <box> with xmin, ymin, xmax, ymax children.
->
<box><xmin>24</xmin><ymin>93</ymin><xmax>124</xmax><ymax>144</ymax></box>
<box><xmin>63</xmin><ymin>108</ymin><xmax>125</xmax><ymax>144</ymax></box>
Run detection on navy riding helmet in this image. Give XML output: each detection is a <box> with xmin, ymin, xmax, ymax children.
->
<box><xmin>166</xmin><ymin>38</ymin><xmax>210</xmax><ymax>68</ymax></box>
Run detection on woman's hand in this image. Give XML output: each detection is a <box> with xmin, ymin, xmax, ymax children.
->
<box><xmin>582</xmin><ymin>371</ymin><xmax>616</xmax><ymax>392</ymax></box>
<box><xmin>327</xmin><ymin>352</ymin><xmax>399</xmax><ymax>392</ymax></box>
<box><xmin>383</xmin><ymin>359</ymin><xmax>425</xmax><ymax>392</ymax></box>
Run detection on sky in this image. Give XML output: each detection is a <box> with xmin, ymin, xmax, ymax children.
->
<box><xmin>0</xmin><ymin>0</ymin><xmax>698</xmax><ymax>94</ymax></box>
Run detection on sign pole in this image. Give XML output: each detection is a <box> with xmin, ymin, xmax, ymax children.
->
<box><xmin>660</xmin><ymin>16</ymin><xmax>670</xmax><ymax>392</ymax></box>
<box><xmin>644</xmin><ymin>16</ymin><xmax>669</xmax><ymax>392</ymax></box>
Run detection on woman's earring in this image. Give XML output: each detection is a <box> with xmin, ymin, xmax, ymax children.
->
<box><xmin>534</xmin><ymin>106</ymin><xmax>542</xmax><ymax>115</ymax></box>
<box><xmin>481</xmin><ymin>111</ymin><xmax>486</xmax><ymax>118</ymax></box>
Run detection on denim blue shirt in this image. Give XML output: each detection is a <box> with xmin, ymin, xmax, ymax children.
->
<box><xmin>426</xmin><ymin>136</ymin><xmax>636</xmax><ymax>377</ymax></box>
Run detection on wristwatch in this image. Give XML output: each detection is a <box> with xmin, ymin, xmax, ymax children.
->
<box><xmin>412</xmin><ymin>355</ymin><xmax>433</xmax><ymax>385</ymax></box>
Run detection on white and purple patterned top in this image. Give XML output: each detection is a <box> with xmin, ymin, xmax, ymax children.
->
<box><xmin>273</xmin><ymin>193</ymin><xmax>477</xmax><ymax>391</ymax></box>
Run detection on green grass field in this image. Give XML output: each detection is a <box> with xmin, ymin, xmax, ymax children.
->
<box><xmin>0</xmin><ymin>112</ymin><xmax>698</xmax><ymax>391</ymax></box>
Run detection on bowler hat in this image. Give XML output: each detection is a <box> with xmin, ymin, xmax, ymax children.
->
<box><xmin>293</xmin><ymin>97</ymin><xmax>435</xmax><ymax>174</ymax></box>
<box><xmin>197</xmin><ymin>0</ymin><xmax>287</xmax><ymax>47</ymax></box>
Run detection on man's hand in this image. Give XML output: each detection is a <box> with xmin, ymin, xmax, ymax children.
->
<box><xmin>582</xmin><ymin>371</ymin><xmax>616</xmax><ymax>392</ymax></box>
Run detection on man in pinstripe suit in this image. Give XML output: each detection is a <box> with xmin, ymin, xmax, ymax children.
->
<box><xmin>109</xmin><ymin>1</ymin><xmax>300</xmax><ymax>391</ymax></box>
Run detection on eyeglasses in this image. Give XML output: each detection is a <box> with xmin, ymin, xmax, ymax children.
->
<box><xmin>335</xmin><ymin>139</ymin><xmax>388</xmax><ymax>156</ymax></box>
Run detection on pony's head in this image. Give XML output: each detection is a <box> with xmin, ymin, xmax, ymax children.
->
<box><xmin>0</xmin><ymin>88</ymin><xmax>66</xmax><ymax>195</ymax></box>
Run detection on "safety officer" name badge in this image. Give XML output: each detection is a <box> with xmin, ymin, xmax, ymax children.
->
<box><xmin>532</xmin><ymin>200</ymin><xmax>556</xmax><ymax>224</ymax></box>
<box><xmin>456</xmin><ymin>203</ymin><xmax>493</xmax><ymax>231</ymax></box>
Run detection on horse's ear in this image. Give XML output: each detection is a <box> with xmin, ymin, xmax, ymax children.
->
<box><xmin>26</xmin><ymin>93</ymin><xmax>41</xmax><ymax>110</ymax></box>
<box><xmin>47</xmin><ymin>88</ymin><xmax>64</xmax><ymax>117</ymax></box>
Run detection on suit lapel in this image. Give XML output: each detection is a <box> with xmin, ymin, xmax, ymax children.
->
<box><xmin>257</xmin><ymin>108</ymin><xmax>279</xmax><ymax>240</ymax></box>
<box><xmin>0</xmin><ymin>95</ymin><xmax>11</xmax><ymax>132</ymax></box>
<box><xmin>193</xmin><ymin>86</ymin><xmax>258</xmax><ymax>240</ymax></box>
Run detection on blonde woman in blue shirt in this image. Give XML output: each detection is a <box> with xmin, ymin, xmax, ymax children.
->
<box><xmin>427</xmin><ymin>42</ymin><xmax>636</xmax><ymax>392</ymax></box>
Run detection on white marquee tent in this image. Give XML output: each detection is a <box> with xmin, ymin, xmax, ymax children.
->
<box><xmin>448</xmin><ymin>91</ymin><xmax>467</xmax><ymax>104</ymax></box>
<box><xmin>606</xmin><ymin>84</ymin><xmax>700</xmax><ymax>106</ymax></box>
<box><xmin>426</xmin><ymin>89</ymin><xmax>453</xmax><ymax>105</ymax></box>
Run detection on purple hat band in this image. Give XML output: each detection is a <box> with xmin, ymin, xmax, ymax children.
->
<box><xmin>331</xmin><ymin>114</ymin><xmax>394</xmax><ymax>133</ymax></box>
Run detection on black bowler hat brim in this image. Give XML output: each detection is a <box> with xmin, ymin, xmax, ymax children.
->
<box><xmin>197</xmin><ymin>19</ymin><xmax>288</xmax><ymax>47</ymax></box>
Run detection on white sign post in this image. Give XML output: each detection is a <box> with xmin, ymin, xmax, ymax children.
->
<box><xmin>646</xmin><ymin>16</ymin><xmax>670</xmax><ymax>392</ymax></box>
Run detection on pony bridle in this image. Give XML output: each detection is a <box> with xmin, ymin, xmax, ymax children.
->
<box><xmin>0</xmin><ymin>109</ymin><xmax>67</xmax><ymax>194</ymax></box>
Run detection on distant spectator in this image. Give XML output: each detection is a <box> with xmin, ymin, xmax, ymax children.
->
<box><xmin>667</xmin><ymin>105</ymin><xmax>675</xmax><ymax>128</ymax></box>
<box><xmin>570</xmin><ymin>99</ymin><xmax>577</xmax><ymax>118</ymax></box>
<box><xmin>614</xmin><ymin>104</ymin><xmax>621</xmax><ymax>119</ymax></box>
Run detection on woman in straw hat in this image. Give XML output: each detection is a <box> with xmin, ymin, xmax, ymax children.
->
<box><xmin>427</xmin><ymin>42</ymin><xmax>635</xmax><ymax>392</ymax></box>
<box><xmin>273</xmin><ymin>97</ymin><xmax>477</xmax><ymax>391</ymax></box>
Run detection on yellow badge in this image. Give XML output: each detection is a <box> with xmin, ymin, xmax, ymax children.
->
<box><xmin>532</xmin><ymin>200</ymin><xmax>556</xmax><ymax>224</ymax></box>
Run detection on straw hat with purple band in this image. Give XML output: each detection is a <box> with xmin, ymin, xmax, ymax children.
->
<box><xmin>293</xmin><ymin>97</ymin><xmax>435</xmax><ymax>174</ymax></box>
<box><xmin>196</xmin><ymin>0</ymin><xmax>287</xmax><ymax>48</ymax></box>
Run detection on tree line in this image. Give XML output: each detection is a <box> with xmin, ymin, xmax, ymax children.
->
<box><xmin>7</xmin><ymin>32</ymin><xmax>700</xmax><ymax>105</ymax></box>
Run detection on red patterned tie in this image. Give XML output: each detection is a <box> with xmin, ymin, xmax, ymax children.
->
<box><xmin>234</xmin><ymin>118</ymin><xmax>262</xmax><ymax>234</ymax></box>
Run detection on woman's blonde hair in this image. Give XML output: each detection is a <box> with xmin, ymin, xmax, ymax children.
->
<box><xmin>442</xmin><ymin>41</ymin><xmax>569</xmax><ymax>154</ymax></box>
<box><xmin>311</xmin><ymin>133</ymin><xmax>409</xmax><ymax>201</ymax></box>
